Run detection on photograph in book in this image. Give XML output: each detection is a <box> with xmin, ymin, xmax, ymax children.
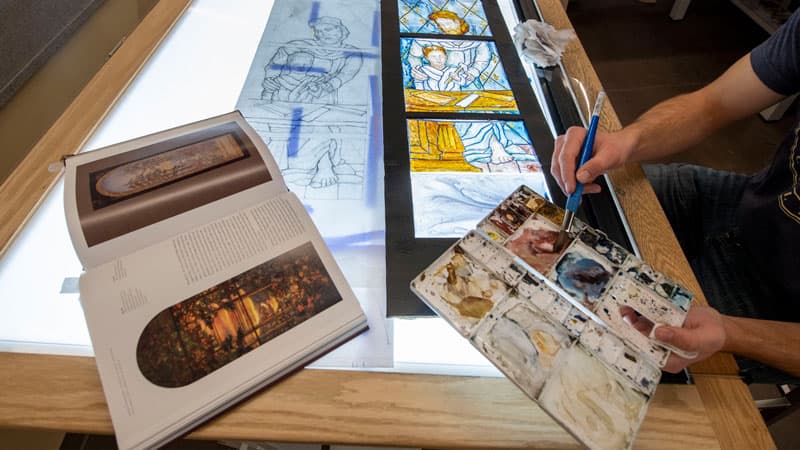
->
<box><xmin>75</xmin><ymin>121</ymin><xmax>271</xmax><ymax>247</ymax></box>
<box><xmin>137</xmin><ymin>242</ymin><xmax>341</xmax><ymax>387</ymax></box>
<box><xmin>412</xmin><ymin>185</ymin><xmax>698</xmax><ymax>450</ymax></box>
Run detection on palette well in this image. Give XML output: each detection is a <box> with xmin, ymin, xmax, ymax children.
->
<box><xmin>412</xmin><ymin>185</ymin><xmax>694</xmax><ymax>450</ymax></box>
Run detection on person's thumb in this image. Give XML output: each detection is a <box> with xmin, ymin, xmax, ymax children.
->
<box><xmin>576</xmin><ymin>154</ymin><xmax>612</xmax><ymax>184</ymax></box>
<box><xmin>654</xmin><ymin>325</ymin><xmax>697</xmax><ymax>353</ymax></box>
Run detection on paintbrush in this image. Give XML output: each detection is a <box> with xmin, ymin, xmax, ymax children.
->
<box><xmin>554</xmin><ymin>90</ymin><xmax>606</xmax><ymax>252</ymax></box>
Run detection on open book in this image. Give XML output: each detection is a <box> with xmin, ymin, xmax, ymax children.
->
<box><xmin>63</xmin><ymin>111</ymin><xmax>368</xmax><ymax>450</ymax></box>
<box><xmin>411</xmin><ymin>185</ymin><xmax>694</xmax><ymax>450</ymax></box>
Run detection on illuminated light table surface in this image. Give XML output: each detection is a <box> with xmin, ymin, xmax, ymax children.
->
<box><xmin>0</xmin><ymin>0</ymin><xmax>775</xmax><ymax>448</ymax></box>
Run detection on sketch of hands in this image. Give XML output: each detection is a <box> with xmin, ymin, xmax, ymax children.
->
<box><xmin>411</xmin><ymin>65</ymin><xmax>428</xmax><ymax>81</ymax></box>
<box><xmin>311</xmin><ymin>80</ymin><xmax>336</xmax><ymax>95</ymax></box>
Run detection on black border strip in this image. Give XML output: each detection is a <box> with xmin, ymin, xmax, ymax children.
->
<box><xmin>383</xmin><ymin>0</ymin><xmax>633</xmax><ymax>316</ymax></box>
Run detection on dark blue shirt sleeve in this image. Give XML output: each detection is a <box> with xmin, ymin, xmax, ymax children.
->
<box><xmin>751</xmin><ymin>9</ymin><xmax>800</xmax><ymax>96</ymax></box>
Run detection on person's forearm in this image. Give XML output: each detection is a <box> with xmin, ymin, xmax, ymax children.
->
<box><xmin>619</xmin><ymin>90</ymin><xmax>722</xmax><ymax>163</ymax></box>
<box><xmin>722</xmin><ymin>315</ymin><xmax>800</xmax><ymax>377</ymax></box>
<box><xmin>617</xmin><ymin>55</ymin><xmax>784</xmax><ymax>164</ymax></box>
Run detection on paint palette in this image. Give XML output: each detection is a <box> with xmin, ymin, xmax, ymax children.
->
<box><xmin>412</xmin><ymin>185</ymin><xmax>695</xmax><ymax>450</ymax></box>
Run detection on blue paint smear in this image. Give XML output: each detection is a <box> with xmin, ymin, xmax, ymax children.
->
<box><xmin>309</xmin><ymin>1</ymin><xmax>320</xmax><ymax>23</ymax></box>
<box><xmin>366</xmin><ymin>74</ymin><xmax>382</xmax><ymax>208</ymax></box>
<box><xmin>287</xmin><ymin>107</ymin><xmax>303</xmax><ymax>158</ymax></box>
<box><xmin>269</xmin><ymin>64</ymin><xmax>327</xmax><ymax>74</ymax></box>
<box><xmin>371</xmin><ymin>9</ymin><xmax>380</xmax><ymax>48</ymax></box>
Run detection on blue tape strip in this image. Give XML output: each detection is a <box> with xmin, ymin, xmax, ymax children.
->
<box><xmin>287</xmin><ymin>107</ymin><xmax>303</xmax><ymax>158</ymax></box>
<box><xmin>366</xmin><ymin>74</ymin><xmax>382</xmax><ymax>208</ymax></box>
<box><xmin>371</xmin><ymin>9</ymin><xmax>380</xmax><ymax>48</ymax></box>
<box><xmin>343</xmin><ymin>51</ymin><xmax>380</xmax><ymax>59</ymax></box>
<box><xmin>309</xmin><ymin>1</ymin><xmax>320</xmax><ymax>23</ymax></box>
<box><xmin>269</xmin><ymin>64</ymin><xmax>327</xmax><ymax>73</ymax></box>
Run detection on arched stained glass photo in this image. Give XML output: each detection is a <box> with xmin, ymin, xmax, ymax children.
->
<box><xmin>136</xmin><ymin>242</ymin><xmax>342</xmax><ymax>387</ymax></box>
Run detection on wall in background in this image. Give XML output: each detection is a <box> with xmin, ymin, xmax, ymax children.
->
<box><xmin>0</xmin><ymin>0</ymin><xmax>158</xmax><ymax>183</ymax></box>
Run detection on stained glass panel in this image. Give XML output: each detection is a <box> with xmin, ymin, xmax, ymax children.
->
<box><xmin>407</xmin><ymin>119</ymin><xmax>548</xmax><ymax>238</ymax></box>
<box><xmin>400</xmin><ymin>38</ymin><xmax>518</xmax><ymax>113</ymax></box>
<box><xmin>407</xmin><ymin>119</ymin><xmax>540</xmax><ymax>173</ymax></box>
<box><xmin>410</xmin><ymin>172</ymin><xmax>549</xmax><ymax>238</ymax></box>
<box><xmin>398</xmin><ymin>0</ymin><xmax>491</xmax><ymax>36</ymax></box>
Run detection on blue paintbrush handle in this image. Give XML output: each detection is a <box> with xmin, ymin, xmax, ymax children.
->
<box><xmin>564</xmin><ymin>114</ymin><xmax>599</xmax><ymax>212</ymax></box>
<box><xmin>564</xmin><ymin>91</ymin><xmax>605</xmax><ymax>214</ymax></box>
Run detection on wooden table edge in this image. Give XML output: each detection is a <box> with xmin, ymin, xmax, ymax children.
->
<box><xmin>0</xmin><ymin>0</ymin><xmax>774</xmax><ymax>449</ymax></box>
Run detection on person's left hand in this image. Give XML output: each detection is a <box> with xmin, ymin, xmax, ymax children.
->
<box><xmin>620</xmin><ymin>305</ymin><xmax>726</xmax><ymax>373</ymax></box>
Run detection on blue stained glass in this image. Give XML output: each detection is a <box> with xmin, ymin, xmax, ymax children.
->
<box><xmin>399</xmin><ymin>0</ymin><xmax>492</xmax><ymax>36</ymax></box>
<box><xmin>400</xmin><ymin>38</ymin><xmax>510</xmax><ymax>91</ymax></box>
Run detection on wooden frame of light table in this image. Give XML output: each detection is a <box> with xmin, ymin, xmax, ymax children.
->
<box><xmin>0</xmin><ymin>0</ymin><xmax>775</xmax><ymax>448</ymax></box>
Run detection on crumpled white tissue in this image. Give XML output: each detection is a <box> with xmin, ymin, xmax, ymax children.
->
<box><xmin>513</xmin><ymin>19</ymin><xmax>576</xmax><ymax>68</ymax></box>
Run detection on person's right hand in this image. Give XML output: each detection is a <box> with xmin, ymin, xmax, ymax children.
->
<box><xmin>550</xmin><ymin>126</ymin><xmax>637</xmax><ymax>195</ymax></box>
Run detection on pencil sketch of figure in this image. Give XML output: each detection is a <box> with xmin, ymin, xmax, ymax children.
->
<box><xmin>261</xmin><ymin>16</ymin><xmax>364</xmax><ymax>104</ymax></box>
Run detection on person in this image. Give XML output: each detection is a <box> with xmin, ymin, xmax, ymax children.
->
<box><xmin>551</xmin><ymin>10</ymin><xmax>800</xmax><ymax>380</ymax></box>
<box><xmin>413</xmin><ymin>45</ymin><xmax>469</xmax><ymax>91</ymax></box>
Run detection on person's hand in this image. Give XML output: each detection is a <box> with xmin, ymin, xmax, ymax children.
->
<box><xmin>620</xmin><ymin>305</ymin><xmax>726</xmax><ymax>373</ymax></box>
<box><xmin>550</xmin><ymin>127</ymin><xmax>636</xmax><ymax>195</ymax></box>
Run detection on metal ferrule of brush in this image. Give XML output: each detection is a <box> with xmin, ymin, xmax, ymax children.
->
<box><xmin>561</xmin><ymin>209</ymin><xmax>576</xmax><ymax>235</ymax></box>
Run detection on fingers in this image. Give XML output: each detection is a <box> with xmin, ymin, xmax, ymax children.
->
<box><xmin>619</xmin><ymin>307</ymin><xmax>654</xmax><ymax>335</ymax></box>
<box><xmin>662</xmin><ymin>354</ymin><xmax>691</xmax><ymax>373</ymax></box>
<box><xmin>559</xmin><ymin>127</ymin><xmax>586</xmax><ymax>194</ymax></box>
<box><xmin>575</xmin><ymin>151</ymin><xmax>613</xmax><ymax>185</ymax></box>
<box><xmin>551</xmin><ymin>135</ymin><xmax>564</xmax><ymax>192</ymax></box>
<box><xmin>654</xmin><ymin>325</ymin><xmax>698</xmax><ymax>353</ymax></box>
<box><xmin>551</xmin><ymin>127</ymin><xmax>586</xmax><ymax>194</ymax></box>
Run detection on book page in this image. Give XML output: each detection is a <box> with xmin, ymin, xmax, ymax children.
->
<box><xmin>64</xmin><ymin>111</ymin><xmax>287</xmax><ymax>269</ymax></box>
<box><xmin>79</xmin><ymin>191</ymin><xmax>366</xmax><ymax>450</ymax></box>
